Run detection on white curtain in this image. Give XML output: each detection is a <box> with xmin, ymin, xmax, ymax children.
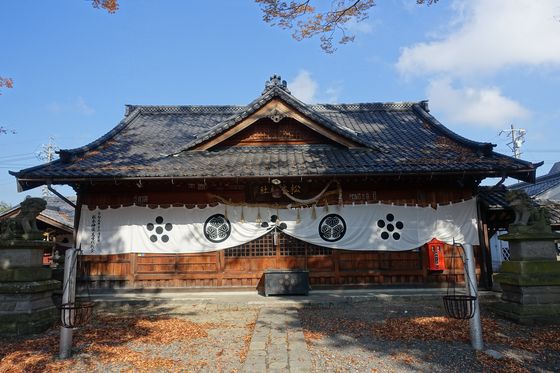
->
<box><xmin>77</xmin><ymin>199</ymin><xmax>479</xmax><ymax>255</ymax></box>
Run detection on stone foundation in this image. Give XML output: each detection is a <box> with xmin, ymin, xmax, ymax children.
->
<box><xmin>507</xmin><ymin>240</ymin><xmax>557</xmax><ymax>261</ymax></box>
<box><xmin>0</xmin><ymin>240</ymin><xmax>60</xmax><ymax>335</ymax></box>
<box><xmin>493</xmin><ymin>243</ymin><xmax>560</xmax><ymax>325</ymax></box>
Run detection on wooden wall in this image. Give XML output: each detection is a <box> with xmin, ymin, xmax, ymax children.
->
<box><xmin>76</xmin><ymin>177</ymin><xmax>481</xmax><ymax>289</ymax></box>
<box><xmin>77</xmin><ymin>229</ymin><xmax>481</xmax><ymax>290</ymax></box>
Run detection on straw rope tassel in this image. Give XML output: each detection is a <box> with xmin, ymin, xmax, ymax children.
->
<box><xmin>240</xmin><ymin>206</ymin><xmax>245</xmax><ymax>223</ymax></box>
<box><xmin>296</xmin><ymin>208</ymin><xmax>301</xmax><ymax>224</ymax></box>
<box><xmin>311</xmin><ymin>204</ymin><xmax>317</xmax><ymax>220</ymax></box>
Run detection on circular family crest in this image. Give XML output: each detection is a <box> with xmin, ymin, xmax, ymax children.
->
<box><xmin>146</xmin><ymin>216</ymin><xmax>173</xmax><ymax>243</ymax></box>
<box><xmin>318</xmin><ymin>214</ymin><xmax>346</xmax><ymax>242</ymax></box>
<box><xmin>204</xmin><ymin>214</ymin><xmax>231</xmax><ymax>243</ymax></box>
<box><xmin>377</xmin><ymin>213</ymin><xmax>404</xmax><ymax>241</ymax></box>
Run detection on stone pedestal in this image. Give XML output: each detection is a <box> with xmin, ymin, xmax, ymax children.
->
<box><xmin>493</xmin><ymin>234</ymin><xmax>560</xmax><ymax>325</ymax></box>
<box><xmin>0</xmin><ymin>240</ymin><xmax>60</xmax><ymax>335</ymax></box>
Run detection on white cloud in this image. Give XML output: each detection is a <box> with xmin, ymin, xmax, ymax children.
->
<box><xmin>345</xmin><ymin>18</ymin><xmax>376</xmax><ymax>35</ymax></box>
<box><xmin>289</xmin><ymin>70</ymin><xmax>318</xmax><ymax>102</ymax></box>
<box><xmin>427</xmin><ymin>79</ymin><xmax>530</xmax><ymax>128</ymax></box>
<box><xmin>397</xmin><ymin>0</ymin><xmax>560</xmax><ymax>77</ymax></box>
<box><xmin>75</xmin><ymin>97</ymin><xmax>95</xmax><ymax>115</ymax></box>
<box><xmin>46</xmin><ymin>97</ymin><xmax>95</xmax><ymax>115</ymax></box>
<box><xmin>288</xmin><ymin>71</ymin><xmax>343</xmax><ymax>103</ymax></box>
<box><xmin>324</xmin><ymin>86</ymin><xmax>340</xmax><ymax>104</ymax></box>
<box><xmin>46</xmin><ymin>102</ymin><xmax>61</xmax><ymax>113</ymax></box>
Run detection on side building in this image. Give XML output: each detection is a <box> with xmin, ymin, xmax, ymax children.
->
<box><xmin>0</xmin><ymin>195</ymin><xmax>74</xmax><ymax>265</ymax></box>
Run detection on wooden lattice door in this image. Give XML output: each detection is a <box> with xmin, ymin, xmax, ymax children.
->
<box><xmin>223</xmin><ymin>229</ymin><xmax>333</xmax><ymax>272</ymax></box>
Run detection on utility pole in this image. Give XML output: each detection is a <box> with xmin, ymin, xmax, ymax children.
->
<box><xmin>37</xmin><ymin>137</ymin><xmax>58</xmax><ymax>197</ymax></box>
<box><xmin>499</xmin><ymin>124</ymin><xmax>526</xmax><ymax>159</ymax></box>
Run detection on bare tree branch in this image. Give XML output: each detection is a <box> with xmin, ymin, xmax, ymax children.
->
<box><xmin>257</xmin><ymin>0</ymin><xmax>437</xmax><ymax>53</ymax></box>
<box><xmin>0</xmin><ymin>77</ymin><xmax>13</xmax><ymax>95</ymax></box>
<box><xmin>91</xmin><ymin>0</ymin><xmax>119</xmax><ymax>13</ymax></box>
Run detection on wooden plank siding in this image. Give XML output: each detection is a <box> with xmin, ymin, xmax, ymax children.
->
<box><xmin>78</xmin><ymin>233</ymin><xmax>479</xmax><ymax>289</ymax></box>
<box><xmin>77</xmin><ymin>180</ymin><xmax>481</xmax><ymax>289</ymax></box>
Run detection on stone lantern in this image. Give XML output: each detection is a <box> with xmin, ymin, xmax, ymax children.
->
<box><xmin>493</xmin><ymin>190</ymin><xmax>560</xmax><ymax>324</ymax></box>
<box><xmin>0</xmin><ymin>197</ymin><xmax>60</xmax><ymax>335</ymax></box>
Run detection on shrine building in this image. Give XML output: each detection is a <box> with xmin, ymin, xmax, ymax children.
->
<box><xmin>11</xmin><ymin>75</ymin><xmax>538</xmax><ymax>290</ymax></box>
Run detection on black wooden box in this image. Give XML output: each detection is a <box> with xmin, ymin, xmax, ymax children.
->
<box><xmin>263</xmin><ymin>269</ymin><xmax>309</xmax><ymax>296</ymax></box>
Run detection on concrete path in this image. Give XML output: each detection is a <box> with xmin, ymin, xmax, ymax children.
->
<box><xmin>242</xmin><ymin>307</ymin><xmax>312</xmax><ymax>373</ymax></box>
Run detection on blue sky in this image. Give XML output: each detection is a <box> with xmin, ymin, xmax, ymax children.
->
<box><xmin>1</xmin><ymin>0</ymin><xmax>559</xmax><ymax>205</ymax></box>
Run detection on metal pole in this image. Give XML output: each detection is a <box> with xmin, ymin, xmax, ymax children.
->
<box><xmin>59</xmin><ymin>248</ymin><xmax>78</xmax><ymax>359</ymax></box>
<box><xmin>463</xmin><ymin>244</ymin><xmax>484</xmax><ymax>350</ymax></box>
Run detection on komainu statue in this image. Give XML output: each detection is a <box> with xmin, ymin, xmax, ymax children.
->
<box><xmin>0</xmin><ymin>197</ymin><xmax>47</xmax><ymax>240</ymax></box>
<box><xmin>505</xmin><ymin>190</ymin><xmax>551</xmax><ymax>235</ymax></box>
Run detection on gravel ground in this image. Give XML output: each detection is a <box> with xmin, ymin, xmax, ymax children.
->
<box><xmin>298</xmin><ymin>300</ymin><xmax>560</xmax><ymax>373</ymax></box>
<box><xmin>0</xmin><ymin>304</ymin><xmax>259</xmax><ymax>373</ymax></box>
<box><xmin>1</xmin><ymin>300</ymin><xmax>559</xmax><ymax>373</ymax></box>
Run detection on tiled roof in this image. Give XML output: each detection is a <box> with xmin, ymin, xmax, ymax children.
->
<box><xmin>41</xmin><ymin>196</ymin><xmax>75</xmax><ymax>229</ymax></box>
<box><xmin>0</xmin><ymin>195</ymin><xmax>75</xmax><ymax>230</ymax></box>
<box><xmin>478</xmin><ymin>186</ymin><xmax>559</xmax><ymax>229</ymax></box>
<box><xmin>510</xmin><ymin>167</ymin><xmax>560</xmax><ymax>198</ymax></box>
<box><xmin>11</xmin><ymin>76</ymin><xmax>537</xmax><ymax>189</ymax></box>
<box><xmin>478</xmin><ymin>186</ymin><xmax>511</xmax><ymax>210</ymax></box>
<box><xmin>549</xmin><ymin>161</ymin><xmax>560</xmax><ymax>175</ymax></box>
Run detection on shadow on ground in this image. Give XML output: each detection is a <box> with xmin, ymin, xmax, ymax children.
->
<box><xmin>289</xmin><ymin>300</ymin><xmax>560</xmax><ymax>372</ymax></box>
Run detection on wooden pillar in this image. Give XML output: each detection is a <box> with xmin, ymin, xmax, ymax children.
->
<box><xmin>216</xmin><ymin>250</ymin><xmax>224</xmax><ymax>286</ymax></box>
<box><xmin>333</xmin><ymin>249</ymin><xmax>341</xmax><ymax>285</ymax></box>
<box><xmin>128</xmin><ymin>253</ymin><xmax>136</xmax><ymax>287</ymax></box>
<box><xmin>420</xmin><ymin>244</ymin><xmax>429</xmax><ymax>282</ymax></box>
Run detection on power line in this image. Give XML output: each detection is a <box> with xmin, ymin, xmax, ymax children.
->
<box><xmin>523</xmin><ymin>150</ymin><xmax>560</xmax><ymax>153</ymax></box>
<box><xmin>0</xmin><ymin>152</ymin><xmax>35</xmax><ymax>159</ymax></box>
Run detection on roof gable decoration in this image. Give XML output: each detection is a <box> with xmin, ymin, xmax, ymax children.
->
<box><xmin>263</xmin><ymin>74</ymin><xmax>290</xmax><ymax>94</ymax></box>
<box><xmin>189</xmin><ymin>98</ymin><xmax>367</xmax><ymax>151</ymax></box>
<box><xmin>178</xmin><ymin>75</ymin><xmax>374</xmax><ymax>153</ymax></box>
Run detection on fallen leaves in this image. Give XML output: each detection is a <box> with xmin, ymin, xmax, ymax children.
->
<box><xmin>475</xmin><ymin>351</ymin><xmax>530</xmax><ymax>373</ymax></box>
<box><xmin>0</xmin><ymin>314</ymin><xmax>228</xmax><ymax>372</ymax></box>
<box><xmin>299</xmin><ymin>311</ymin><xmax>371</xmax><ymax>341</ymax></box>
<box><xmin>300</xmin><ymin>307</ymin><xmax>560</xmax><ymax>372</ymax></box>
<box><xmin>239</xmin><ymin>320</ymin><xmax>256</xmax><ymax>362</ymax></box>
<box><xmin>303</xmin><ymin>330</ymin><xmax>326</xmax><ymax>341</ymax></box>
<box><xmin>373</xmin><ymin>315</ymin><xmax>490</xmax><ymax>343</ymax></box>
<box><xmin>390</xmin><ymin>351</ymin><xmax>418</xmax><ymax>366</ymax></box>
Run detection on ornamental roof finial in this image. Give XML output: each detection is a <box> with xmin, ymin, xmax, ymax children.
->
<box><xmin>263</xmin><ymin>74</ymin><xmax>291</xmax><ymax>94</ymax></box>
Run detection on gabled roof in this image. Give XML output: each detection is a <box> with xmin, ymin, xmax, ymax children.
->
<box><xmin>510</xmin><ymin>162</ymin><xmax>560</xmax><ymax>199</ymax></box>
<box><xmin>175</xmin><ymin>75</ymin><xmax>370</xmax><ymax>151</ymax></box>
<box><xmin>11</xmin><ymin>75</ymin><xmax>538</xmax><ymax>191</ymax></box>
